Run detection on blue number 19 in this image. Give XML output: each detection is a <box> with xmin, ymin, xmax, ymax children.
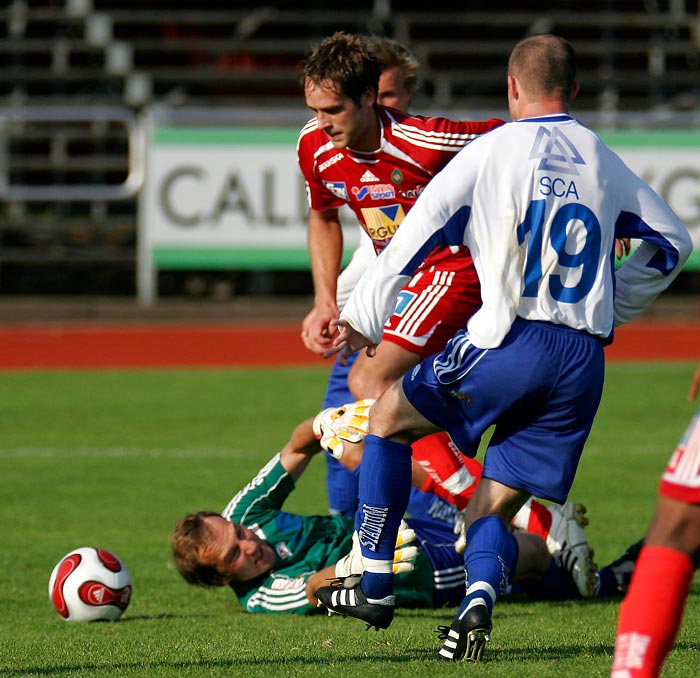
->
<box><xmin>517</xmin><ymin>199</ymin><xmax>601</xmax><ymax>303</ymax></box>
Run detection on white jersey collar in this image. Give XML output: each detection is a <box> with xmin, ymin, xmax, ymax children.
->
<box><xmin>515</xmin><ymin>113</ymin><xmax>573</xmax><ymax>123</ymax></box>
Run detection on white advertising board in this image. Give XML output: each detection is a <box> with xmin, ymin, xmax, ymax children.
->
<box><xmin>138</xmin><ymin>125</ymin><xmax>700</xmax><ymax>303</ymax></box>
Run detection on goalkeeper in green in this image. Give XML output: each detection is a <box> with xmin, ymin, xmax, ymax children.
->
<box><xmin>172</xmin><ymin>414</ymin><xmax>638</xmax><ymax>615</ymax></box>
<box><xmin>172</xmin><ymin>417</ymin><xmax>455</xmax><ymax>614</ymax></box>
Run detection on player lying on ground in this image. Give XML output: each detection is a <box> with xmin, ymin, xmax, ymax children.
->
<box><xmin>171</xmin><ymin>416</ymin><xmax>641</xmax><ymax>615</ymax></box>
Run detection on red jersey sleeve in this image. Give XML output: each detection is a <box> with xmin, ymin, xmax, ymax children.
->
<box><xmin>382</xmin><ymin>110</ymin><xmax>504</xmax><ymax>174</ymax></box>
<box><xmin>297</xmin><ymin>119</ymin><xmax>345</xmax><ymax>213</ymax></box>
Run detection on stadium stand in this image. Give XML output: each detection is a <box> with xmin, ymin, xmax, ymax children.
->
<box><xmin>0</xmin><ymin>0</ymin><xmax>698</xmax><ymax>295</ymax></box>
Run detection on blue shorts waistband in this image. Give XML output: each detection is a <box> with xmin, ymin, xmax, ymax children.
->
<box><xmin>513</xmin><ymin>316</ymin><xmax>603</xmax><ymax>342</ymax></box>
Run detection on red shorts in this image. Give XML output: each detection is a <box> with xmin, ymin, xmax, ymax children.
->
<box><xmin>659</xmin><ymin>408</ymin><xmax>700</xmax><ymax>504</ymax></box>
<box><xmin>382</xmin><ymin>251</ymin><xmax>481</xmax><ymax>358</ymax></box>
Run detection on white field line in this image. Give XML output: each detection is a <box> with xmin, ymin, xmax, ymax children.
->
<box><xmin>0</xmin><ymin>444</ymin><xmax>665</xmax><ymax>458</ymax></box>
<box><xmin>0</xmin><ymin>447</ymin><xmax>261</xmax><ymax>458</ymax></box>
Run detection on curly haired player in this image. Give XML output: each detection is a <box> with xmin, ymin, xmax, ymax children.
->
<box><xmin>297</xmin><ymin>32</ymin><xmax>502</xmax><ymax>523</ymax></box>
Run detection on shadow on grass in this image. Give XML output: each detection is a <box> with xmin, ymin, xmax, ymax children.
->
<box><xmin>0</xmin><ymin>651</ymin><xmax>425</xmax><ymax>675</ymax></box>
<box><xmin>115</xmin><ymin>613</ymin><xmax>208</xmax><ymax>622</ymax></box>
<box><xmin>4</xmin><ymin>641</ymin><xmax>698</xmax><ymax>675</ymax></box>
<box><xmin>7</xmin><ymin>640</ymin><xmax>677</xmax><ymax>675</ymax></box>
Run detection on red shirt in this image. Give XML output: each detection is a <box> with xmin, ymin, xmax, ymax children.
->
<box><xmin>297</xmin><ymin>106</ymin><xmax>503</xmax><ymax>268</ymax></box>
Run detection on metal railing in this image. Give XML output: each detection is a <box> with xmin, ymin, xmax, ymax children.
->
<box><xmin>0</xmin><ymin>106</ymin><xmax>144</xmax><ymax>201</ymax></box>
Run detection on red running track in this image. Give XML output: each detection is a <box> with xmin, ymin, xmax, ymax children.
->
<box><xmin>0</xmin><ymin>320</ymin><xmax>697</xmax><ymax>370</ymax></box>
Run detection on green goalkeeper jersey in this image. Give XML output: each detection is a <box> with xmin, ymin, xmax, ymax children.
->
<box><xmin>222</xmin><ymin>454</ymin><xmax>433</xmax><ymax>614</ymax></box>
<box><xmin>223</xmin><ymin>453</ymin><xmax>354</xmax><ymax>614</ymax></box>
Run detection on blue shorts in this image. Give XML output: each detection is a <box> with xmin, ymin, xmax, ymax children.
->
<box><xmin>403</xmin><ymin>318</ymin><xmax>604</xmax><ymax>504</ymax></box>
<box><xmin>405</xmin><ymin>487</ymin><xmax>460</xmax><ymax>528</ymax></box>
<box><xmin>407</xmin><ymin>517</ymin><xmax>465</xmax><ymax>608</ymax></box>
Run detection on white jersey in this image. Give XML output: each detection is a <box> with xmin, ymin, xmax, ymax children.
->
<box><xmin>341</xmin><ymin>114</ymin><xmax>692</xmax><ymax>348</ymax></box>
<box><xmin>336</xmin><ymin>229</ymin><xmax>375</xmax><ymax>309</ymax></box>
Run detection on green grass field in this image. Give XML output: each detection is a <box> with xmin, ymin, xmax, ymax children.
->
<box><xmin>1</xmin><ymin>362</ymin><xmax>698</xmax><ymax>677</ymax></box>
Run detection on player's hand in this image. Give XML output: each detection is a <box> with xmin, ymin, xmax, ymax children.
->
<box><xmin>301</xmin><ymin>304</ymin><xmax>339</xmax><ymax>355</ymax></box>
<box><xmin>615</xmin><ymin>238</ymin><xmax>631</xmax><ymax>259</ymax></box>
<box><xmin>690</xmin><ymin>364</ymin><xmax>700</xmax><ymax>401</ymax></box>
<box><xmin>322</xmin><ymin>318</ymin><xmax>377</xmax><ymax>363</ymax></box>
<box><xmin>334</xmin><ymin>531</ymin><xmax>362</xmax><ymax>578</ymax></box>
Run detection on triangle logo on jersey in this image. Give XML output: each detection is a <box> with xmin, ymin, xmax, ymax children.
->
<box><xmin>529</xmin><ymin>127</ymin><xmax>585</xmax><ymax>176</ymax></box>
<box><xmin>360</xmin><ymin>169</ymin><xmax>380</xmax><ymax>183</ymax></box>
<box><xmin>378</xmin><ymin>204</ymin><xmax>402</xmax><ymax>222</ymax></box>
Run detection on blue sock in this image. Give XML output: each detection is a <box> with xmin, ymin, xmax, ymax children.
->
<box><xmin>456</xmin><ymin>515</ymin><xmax>518</xmax><ymax>617</ymax></box>
<box><xmin>325</xmin><ymin>453</ymin><xmax>360</xmax><ymax>518</ymax></box>
<box><xmin>321</xmin><ymin>356</ymin><xmax>358</xmax><ymax>517</ymax></box>
<box><xmin>355</xmin><ymin>434</ymin><xmax>412</xmax><ymax>601</ymax></box>
<box><xmin>595</xmin><ymin>565</ymin><xmax>618</xmax><ymax>597</ymax></box>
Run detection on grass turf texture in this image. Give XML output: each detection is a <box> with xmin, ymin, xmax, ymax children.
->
<box><xmin>1</xmin><ymin>363</ymin><xmax>698</xmax><ymax>677</ymax></box>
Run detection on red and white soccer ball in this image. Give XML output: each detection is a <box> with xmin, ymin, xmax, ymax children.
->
<box><xmin>48</xmin><ymin>547</ymin><xmax>132</xmax><ymax>622</ymax></box>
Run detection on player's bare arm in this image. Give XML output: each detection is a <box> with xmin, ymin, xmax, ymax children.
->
<box><xmin>305</xmin><ymin>565</ymin><xmax>336</xmax><ymax>606</ymax></box>
<box><xmin>278</xmin><ymin>417</ymin><xmax>324</xmax><ymax>481</ymax></box>
<box><xmin>302</xmin><ymin>208</ymin><xmax>343</xmax><ymax>354</ymax></box>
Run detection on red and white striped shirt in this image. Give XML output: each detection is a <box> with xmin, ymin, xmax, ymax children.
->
<box><xmin>297</xmin><ymin>106</ymin><xmax>503</xmax><ymax>269</ymax></box>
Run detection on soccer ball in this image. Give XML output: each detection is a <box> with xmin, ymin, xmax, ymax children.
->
<box><xmin>48</xmin><ymin>547</ymin><xmax>132</xmax><ymax>622</ymax></box>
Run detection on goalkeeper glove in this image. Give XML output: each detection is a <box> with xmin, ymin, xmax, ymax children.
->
<box><xmin>335</xmin><ymin>520</ymin><xmax>419</xmax><ymax>577</ymax></box>
<box><xmin>312</xmin><ymin>399</ymin><xmax>375</xmax><ymax>460</ymax></box>
<box><xmin>392</xmin><ymin>525</ymin><xmax>419</xmax><ymax>574</ymax></box>
<box><xmin>453</xmin><ymin>511</ymin><xmax>467</xmax><ymax>554</ymax></box>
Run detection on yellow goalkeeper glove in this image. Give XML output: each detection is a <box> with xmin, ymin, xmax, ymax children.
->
<box><xmin>312</xmin><ymin>399</ymin><xmax>375</xmax><ymax>460</ymax></box>
<box><xmin>335</xmin><ymin>520</ymin><xmax>419</xmax><ymax>577</ymax></box>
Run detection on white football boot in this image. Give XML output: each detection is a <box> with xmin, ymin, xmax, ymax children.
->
<box><xmin>547</xmin><ymin>501</ymin><xmax>599</xmax><ymax>598</ymax></box>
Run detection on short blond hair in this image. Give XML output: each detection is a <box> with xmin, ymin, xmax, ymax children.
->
<box><xmin>366</xmin><ymin>36</ymin><xmax>420</xmax><ymax>97</ymax></box>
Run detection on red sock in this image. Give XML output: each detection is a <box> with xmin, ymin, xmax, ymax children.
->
<box><xmin>412</xmin><ymin>432</ymin><xmax>482</xmax><ymax>510</ymax></box>
<box><xmin>523</xmin><ymin>499</ymin><xmax>553</xmax><ymax>540</ymax></box>
<box><xmin>612</xmin><ymin>546</ymin><xmax>694</xmax><ymax>677</ymax></box>
<box><xmin>419</xmin><ymin>472</ymin><xmax>465</xmax><ymax>508</ymax></box>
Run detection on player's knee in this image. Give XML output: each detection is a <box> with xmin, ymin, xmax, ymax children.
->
<box><xmin>367</xmin><ymin>383</ymin><xmax>427</xmax><ymax>445</ymax></box>
<box><xmin>365</xmin><ymin>386</ymin><xmax>403</xmax><ymax>437</ymax></box>
<box><xmin>365</xmin><ymin>399</ymin><xmax>392</xmax><ymax>437</ymax></box>
<box><xmin>647</xmin><ymin>500</ymin><xmax>700</xmax><ymax>558</ymax></box>
<box><xmin>348</xmin><ymin>364</ymin><xmax>389</xmax><ymax>400</ymax></box>
<box><xmin>348</xmin><ymin>349</ymin><xmax>407</xmax><ymax>401</ymax></box>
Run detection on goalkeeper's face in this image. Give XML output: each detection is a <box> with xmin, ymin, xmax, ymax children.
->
<box><xmin>198</xmin><ymin>515</ymin><xmax>276</xmax><ymax>584</ymax></box>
